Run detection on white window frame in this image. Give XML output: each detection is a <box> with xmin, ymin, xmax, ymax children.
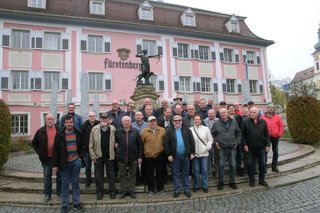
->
<box><xmin>44</xmin><ymin>71</ymin><xmax>60</xmax><ymax>90</ymax></box>
<box><xmin>249</xmin><ymin>80</ymin><xmax>258</xmax><ymax>93</ymax></box>
<box><xmin>138</xmin><ymin>1</ymin><xmax>154</xmax><ymax>21</ymax></box>
<box><xmin>12</xmin><ymin>29</ymin><xmax>30</xmax><ymax>49</ymax></box>
<box><xmin>199</xmin><ymin>45</ymin><xmax>210</xmax><ymax>60</ymax></box>
<box><xmin>11</xmin><ymin>113</ymin><xmax>30</xmax><ymax>136</ymax></box>
<box><xmin>142</xmin><ymin>39</ymin><xmax>157</xmax><ymax>56</ymax></box>
<box><xmin>224</xmin><ymin>48</ymin><xmax>234</xmax><ymax>62</ymax></box>
<box><xmin>201</xmin><ymin>77</ymin><xmax>211</xmax><ymax>92</ymax></box>
<box><xmin>226</xmin><ymin>79</ymin><xmax>235</xmax><ymax>93</ymax></box>
<box><xmin>28</xmin><ymin>0</ymin><xmax>46</xmax><ymax>9</ymax></box>
<box><xmin>178</xmin><ymin>43</ymin><xmax>189</xmax><ymax>58</ymax></box>
<box><xmin>88</xmin><ymin>35</ymin><xmax>103</xmax><ymax>53</ymax></box>
<box><xmin>89</xmin><ymin>72</ymin><xmax>103</xmax><ymax>91</ymax></box>
<box><xmin>11</xmin><ymin>70</ymin><xmax>29</xmax><ymax>90</ymax></box>
<box><xmin>44</xmin><ymin>32</ymin><xmax>61</xmax><ymax>50</ymax></box>
<box><xmin>179</xmin><ymin>76</ymin><xmax>191</xmax><ymax>92</ymax></box>
<box><xmin>89</xmin><ymin>0</ymin><xmax>105</xmax><ymax>15</ymax></box>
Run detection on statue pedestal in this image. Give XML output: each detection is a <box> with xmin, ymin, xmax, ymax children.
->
<box><xmin>130</xmin><ymin>84</ymin><xmax>160</xmax><ymax>109</ymax></box>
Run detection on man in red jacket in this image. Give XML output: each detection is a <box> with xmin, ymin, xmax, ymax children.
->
<box><xmin>261</xmin><ymin>104</ymin><xmax>284</xmax><ymax>172</ymax></box>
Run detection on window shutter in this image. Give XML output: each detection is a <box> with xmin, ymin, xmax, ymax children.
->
<box><xmin>194</xmin><ymin>50</ymin><xmax>199</xmax><ymax>59</ymax></box>
<box><xmin>191</xmin><ymin>50</ymin><xmax>194</xmax><ymax>58</ymax></box>
<box><xmin>62</xmin><ymin>39</ymin><xmax>69</xmax><ymax>50</ymax></box>
<box><xmin>105</xmin><ymin>79</ymin><xmax>111</xmax><ymax>90</ymax></box>
<box><xmin>36</xmin><ymin>37</ymin><xmax>42</xmax><ymax>48</ymax></box>
<box><xmin>137</xmin><ymin>44</ymin><xmax>142</xmax><ymax>54</ymax></box>
<box><xmin>2</xmin><ymin>35</ymin><xmax>9</xmax><ymax>47</ymax></box>
<box><xmin>235</xmin><ymin>54</ymin><xmax>239</xmax><ymax>63</ymax></box>
<box><xmin>104</xmin><ymin>42</ymin><xmax>110</xmax><ymax>52</ymax></box>
<box><xmin>243</xmin><ymin>55</ymin><xmax>247</xmax><ymax>63</ymax></box>
<box><xmin>62</xmin><ymin>79</ymin><xmax>68</xmax><ymax>90</ymax></box>
<box><xmin>257</xmin><ymin>56</ymin><xmax>261</xmax><ymax>64</ymax></box>
<box><xmin>213</xmin><ymin>83</ymin><xmax>218</xmax><ymax>92</ymax></box>
<box><xmin>158</xmin><ymin>80</ymin><xmax>164</xmax><ymax>91</ymax></box>
<box><xmin>81</xmin><ymin>40</ymin><xmax>87</xmax><ymax>51</ymax></box>
<box><xmin>211</xmin><ymin>51</ymin><xmax>216</xmax><ymax>61</ymax></box>
<box><xmin>238</xmin><ymin>84</ymin><xmax>242</xmax><ymax>92</ymax></box>
<box><xmin>259</xmin><ymin>85</ymin><xmax>263</xmax><ymax>93</ymax></box>
<box><xmin>174</xmin><ymin>81</ymin><xmax>179</xmax><ymax>91</ymax></box>
<box><xmin>172</xmin><ymin>47</ymin><xmax>177</xmax><ymax>57</ymax></box>
<box><xmin>220</xmin><ymin>52</ymin><xmax>224</xmax><ymax>61</ymax></box>
<box><xmin>193</xmin><ymin>82</ymin><xmax>196</xmax><ymax>91</ymax></box>
<box><xmin>31</xmin><ymin>37</ymin><xmax>35</xmax><ymax>48</ymax></box>
<box><xmin>1</xmin><ymin>77</ymin><xmax>9</xmax><ymax>89</ymax></box>
<box><xmin>222</xmin><ymin>83</ymin><xmax>226</xmax><ymax>92</ymax></box>
<box><xmin>196</xmin><ymin>82</ymin><xmax>200</xmax><ymax>91</ymax></box>
<box><xmin>157</xmin><ymin>46</ymin><xmax>163</xmax><ymax>56</ymax></box>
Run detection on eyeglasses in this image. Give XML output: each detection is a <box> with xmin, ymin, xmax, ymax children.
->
<box><xmin>173</xmin><ymin>120</ymin><xmax>182</xmax><ymax>122</ymax></box>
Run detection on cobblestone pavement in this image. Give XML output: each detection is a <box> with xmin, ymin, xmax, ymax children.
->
<box><xmin>1</xmin><ymin>176</ymin><xmax>320</xmax><ymax>213</ymax></box>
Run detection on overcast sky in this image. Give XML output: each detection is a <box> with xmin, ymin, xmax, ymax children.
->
<box><xmin>163</xmin><ymin>0</ymin><xmax>320</xmax><ymax>80</ymax></box>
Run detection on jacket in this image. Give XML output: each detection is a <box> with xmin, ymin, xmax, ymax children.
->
<box><xmin>81</xmin><ymin>119</ymin><xmax>100</xmax><ymax>151</ymax></box>
<box><xmin>32</xmin><ymin>125</ymin><xmax>59</xmax><ymax>164</ymax></box>
<box><xmin>190</xmin><ymin>125</ymin><xmax>213</xmax><ymax>157</ymax></box>
<box><xmin>157</xmin><ymin>117</ymin><xmax>173</xmax><ymax>130</ymax></box>
<box><xmin>141</xmin><ymin>126</ymin><xmax>166</xmax><ymax>158</ymax></box>
<box><xmin>211</xmin><ymin>119</ymin><xmax>241</xmax><ymax>149</ymax></box>
<box><xmin>89</xmin><ymin>124</ymin><xmax>116</xmax><ymax>160</ymax></box>
<box><xmin>115</xmin><ymin>127</ymin><xmax>143</xmax><ymax>163</ymax></box>
<box><xmin>241</xmin><ymin>117</ymin><xmax>270</xmax><ymax>150</ymax></box>
<box><xmin>261</xmin><ymin>113</ymin><xmax>284</xmax><ymax>138</ymax></box>
<box><xmin>163</xmin><ymin>126</ymin><xmax>195</xmax><ymax>159</ymax></box>
<box><xmin>107</xmin><ymin>108</ymin><xmax>126</xmax><ymax>129</ymax></box>
<box><xmin>52</xmin><ymin>127</ymin><xmax>83</xmax><ymax>170</ymax></box>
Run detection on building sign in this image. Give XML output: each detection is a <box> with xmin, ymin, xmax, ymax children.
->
<box><xmin>104</xmin><ymin>48</ymin><xmax>140</xmax><ymax>69</ymax></box>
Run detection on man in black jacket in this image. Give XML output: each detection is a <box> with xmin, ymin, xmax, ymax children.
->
<box><xmin>52</xmin><ymin>115</ymin><xmax>84</xmax><ymax>213</ymax></box>
<box><xmin>115</xmin><ymin>116</ymin><xmax>143</xmax><ymax>199</ymax></box>
<box><xmin>32</xmin><ymin>114</ymin><xmax>61</xmax><ymax>202</ymax></box>
<box><xmin>163</xmin><ymin>115</ymin><xmax>195</xmax><ymax>198</ymax></box>
<box><xmin>81</xmin><ymin>111</ymin><xmax>100</xmax><ymax>187</ymax></box>
<box><xmin>241</xmin><ymin>107</ymin><xmax>270</xmax><ymax>188</ymax></box>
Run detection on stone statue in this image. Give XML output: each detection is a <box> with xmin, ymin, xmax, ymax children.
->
<box><xmin>136</xmin><ymin>49</ymin><xmax>159</xmax><ymax>85</ymax></box>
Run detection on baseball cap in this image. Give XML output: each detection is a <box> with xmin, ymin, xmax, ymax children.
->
<box><xmin>100</xmin><ymin>113</ymin><xmax>109</xmax><ymax>119</ymax></box>
<box><xmin>148</xmin><ymin>116</ymin><xmax>157</xmax><ymax>122</ymax></box>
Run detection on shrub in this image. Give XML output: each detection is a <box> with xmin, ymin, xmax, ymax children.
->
<box><xmin>286</xmin><ymin>96</ymin><xmax>320</xmax><ymax>145</ymax></box>
<box><xmin>0</xmin><ymin>99</ymin><xmax>11</xmax><ymax>171</ymax></box>
<box><xmin>10</xmin><ymin>137</ymin><xmax>32</xmax><ymax>152</ymax></box>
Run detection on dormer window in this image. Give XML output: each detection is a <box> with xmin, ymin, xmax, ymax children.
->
<box><xmin>90</xmin><ymin>0</ymin><xmax>106</xmax><ymax>16</ymax></box>
<box><xmin>225</xmin><ymin>14</ymin><xmax>240</xmax><ymax>33</ymax></box>
<box><xmin>181</xmin><ymin>8</ymin><xmax>196</xmax><ymax>27</ymax></box>
<box><xmin>27</xmin><ymin>0</ymin><xmax>46</xmax><ymax>9</ymax></box>
<box><xmin>138</xmin><ymin>1</ymin><xmax>154</xmax><ymax>21</ymax></box>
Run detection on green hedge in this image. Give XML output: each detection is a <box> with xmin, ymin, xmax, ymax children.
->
<box><xmin>287</xmin><ymin>96</ymin><xmax>320</xmax><ymax>145</ymax></box>
<box><xmin>0</xmin><ymin>99</ymin><xmax>11</xmax><ymax>171</ymax></box>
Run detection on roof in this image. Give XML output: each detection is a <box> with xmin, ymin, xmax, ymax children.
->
<box><xmin>292</xmin><ymin>67</ymin><xmax>314</xmax><ymax>82</ymax></box>
<box><xmin>0</xmin><ymin>0</ymin><xmax>274</xmax><ymax>47</ymax></box>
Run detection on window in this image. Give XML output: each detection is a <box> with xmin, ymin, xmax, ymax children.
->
<box><xmin>88</xmin><ymin>35</ymin><xmax>103</xmax><ymax>53</ymax></box>
<box><xmin>141</xmin><ymin>8</ymin><xmax>152</xmax><ymax>20</ymax></box>
<box><xmin>31</xmin><ymin>77</ymin><xmax>42</xmax><ymax>90</ymax></box>
<box><xmin>12</xmin><ymin>30</ymin><xmax>30</xmax><ymax>49</ymax></box>
<box><xmin>231</xmin><ymin>22</ymin><xmax>238</xmax><ymax>33</ymax></box>
<box><xmin>179</xmin><ymin>76</ymin><xmax>191</xmax><ymax>92</ymax></box>
<box><xmin>317</xmin><ymin>62</ymin><xmax>319</xmax><ymax>71</ymax></box>
<box><xmin>90</xmin><ymin>0</ymin><xmax>105</xmax><ymax>15</ymax></box>
<box><xmin>12</xmin><ymin>71</ymin><xmax>29</xmax><ymax>90</ymax></box>
<box><xmin>181</xmin><ymin>9</ymin><xmax>196</xmax><ymax>27</ymax></box>
<box><xmin>11</xmin><ymin>114</ymin><xmax>28</xmax><ymax>135</ymax></box>
<box><xmin>201</xmin><ymin>77</ymin><xmax>211</xmax><ymax>92</ymax></box>
<box><xmin>185</xmin><ymin>15</ymin><xmax>195</xmax><ymax>26</ymax></box>
<box><xmin>1</xmin><ymin>77</ymin><xmax>9</xmax><ymax>89</ymax></box>
<box><xmin>249</xmin><ymin>80</ymin><xmax>257</xmax><ymax>93</ymax></box>
<box><xmin>213</xmin><ymin>83</ymin><xmax>218</xmax><ymax>92</ymax></box>
<box><xmin>224</xmin><ymin>48</ymin><xmax>234</xmax><ymax>62</ymax></box>
<box><xmin>44</xmin><ymin>72</ymin><xmax>60</xmax><ymax>90</ymax></box>
<box><xmin>226</xmin><ymin>79</ymin><xmax>235</xmax><ymax>93</ymax></box>
<box><xmin>247</xmin><ymin>51</ymin><xmax>256</xmax><ymax>64</ymax></box>
<box><xmin>178</xmin><ymin>43</ymin><xmax>189</xmax><ymax>58</ymax></box>
<box><xmin>44</xmin><ymin>32</ymin><xmax>60</xmax><ymax>50</ymax></box>
<box><xmin>28</xmin><ymin>0</ymin><xmax>46</xmax><ymax>9</ymax></box>
<box><xmin>199</xmin><ymin>46</ymin><xmax>209</xmax><ymax>60</ymax></box>
<box><xmin>89</xmin><ymin>73</ymin><xmax>103</xmax><ymax>90</ymax></box>
<box><xmin>142</xmin><ymin>40</ymin><xmax>157</xmax><ymax>56</ymax></box>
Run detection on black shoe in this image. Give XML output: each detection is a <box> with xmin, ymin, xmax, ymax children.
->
<box><xmin>97</xmin><ymin>194</ymin><xmax>103</xmax><ymax>200</ymax></box>
<box><xmin>193</xmin><ymin>188</ymin><xmax>199</xmax><ymax>193</ymax></box>
<box><xmin>250</xmin><ymin>181</ymin><xmax>255</xmax><ymax>187</ymax></box>
<box><xmin>61</xmin><ymin>206</ymin><xmax>68</xmax><ymax>213</ymax></box>
<box><xmin>73</xmin><ymin>204</ymin><xmax>84</xmax><ymax>212</ymax></box>
<box><xmin>44</xmin><ymin>195</ymin><xmax>51</xmax><ymax>202</ymax></box>
<box><xmin>85</xmin><ymin>182</ymin><xmax>91</xmax><ymax>188</ymax></box>
<box><xmin>237</xmin><ymin>171</ymin><xmax>245</xmax><ymax>176</ymax></box>
<box><xmin>184</xmin><ymin>191</ymin><xmax>191</xmax><ymax>198</ymax></box>
<box><xmin>203</xmin><ymin>188</ymin><xmax>208</xmax><ymax>193</ymax></box>
<box><xmin>229</xmin><ymin>183</ymin><xmax>238</xmax><ymax>190</ymax></box>
<box><xmin>217</xmin><ymin>184</ymin><xmax>223</xmax><ymax>190</ymax></box>
<box><xmin>129</xmin><ymin>191</ymin><xmax>137</xmax><ymax>198</ymax></box>
<box><xmin>173</xmin><ymin>192</ymin><xmax>180</xmax><ymax>198</ymax></box>
<box><xmin>110</xmin><ymin>192</ymin><xmax>116</xmax><ymax>199</ymax></box>
<box><xmin>259</xmin><ymin>180</ymin><xmax>269</xmax><ymax>187</ymax></box>
<box><xmin>272</xmin><ymin>167</ymin><xmax>279</xmax><ymax>172</ymax></box>
<box><xmin>119</xmin><ymin>192</ymin><xmax>127</xmax><ymax>199</ymax></box>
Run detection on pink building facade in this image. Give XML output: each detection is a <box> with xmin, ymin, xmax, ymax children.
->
<box><xmin>0</xmin><ymin>0</ymin><xmax>273</xmax><ymax>139</ymax></box>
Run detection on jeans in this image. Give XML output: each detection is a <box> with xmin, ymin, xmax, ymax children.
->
<box><xmin>118</xmin><ymin>161</ymin><xmax>137</xmax><ymax>192</ymax></box>
<box><xmin>248</xmin><ymin>148</ymin><xmax>266</xmax><ymax>182</ymax></box>
<box><xmin>193</xmin><ymin>156</ymin><xmax>208</xmax><ymax>189</ymax></box>
<box><xmin>144</xmin><ymin>154</ymin><xmax>165</xmax><ymax>192</ymax></box>
<box><xmin>60</xmin><ymin>159</ymin><xmax>81</xmax><ymax>207</ymax></box>
<box><xmin>42</xmin><ymin>158</ymin><xmax>61</xmax><ymax>196</ymax></box>
<box><xmin>94</xmin><ymin>157</ymin><xmax>115</xmax><ymax>195</ymax></box>
<box><xmin>265</xmin><ymin>137</ymin><xmax>279</xmax><ymax>168</ymax></box>
<box><xmin>218</xmin><ymin>148</ymin><xmax>236</xmax><ymax>185</ymax></box>
<box><xmin>83</xmin><ymin>151</ymin><xmax>92</xmax><ymax>184</ymax></box>
<box><xmin>172</xmin><ymin>156</ymin><xmax>190</xmax><ymax>193</ymax></box>
<box><xmin>236</xmin><ymin>144</ymin><xmax>243</xmax><ymax>172</ymax></box>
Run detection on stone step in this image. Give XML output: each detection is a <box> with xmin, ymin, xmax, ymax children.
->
<box><xmin>1</xmin><ymin>161</ymin><xmax>320</xmax><ymax>208</ymax></box>
<box><xmin>1</xmin><ymin>147</ymin><xmax>319</xmax><ymax>195</ymax></box>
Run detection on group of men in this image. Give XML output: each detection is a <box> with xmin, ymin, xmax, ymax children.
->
<box><xmin>32</xmin><ymin>98</ymin><xmax>284</xmax><ymax>212</ymax></box>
